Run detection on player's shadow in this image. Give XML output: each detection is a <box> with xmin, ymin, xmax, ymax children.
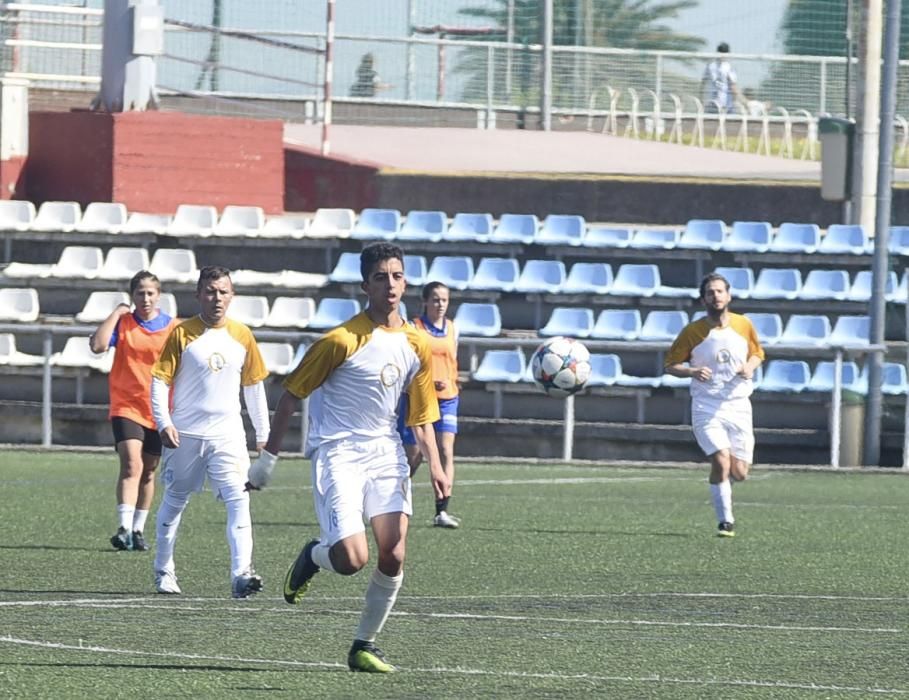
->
<box><xmin>466</xmin><ymin>526</ymin><xmax>690</xmax><ymax>538</ymax></box>
<box><xmin>0</xmin><ymin>589</ymin><xmax>139</xmax><ymax>595</ymax></box>
<box><xmin>0</xmin><ymin>661</ymin><xmax>318</xmax><ymax>677</ymax></box>
<box><xmin>0</xmin><ymin>544</ymin><xmax>102</xmax><ymax>553</ymax></box>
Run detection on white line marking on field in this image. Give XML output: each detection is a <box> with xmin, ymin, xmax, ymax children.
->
<box><xmin>0</xmin><ymin>635</ymin><xmax>904</xmax><ymax>694</ymax></box>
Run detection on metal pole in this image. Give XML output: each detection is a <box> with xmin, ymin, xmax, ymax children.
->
<box><xmin>541</xmin><ymin>0</ymin><xmax>552</xmax><ymax>131</ymax></box>
<box><xmin>845</xmin><ymin>0</ymin><xmax>853</xmax><ymax>119</ymax></box>
<box><xmin>863</xmin><ymin>0</ymin><xmax>901</xmax><ymax>466</ymax></box>
<box><xmin>485</xmin><ymin>44</ymin><xmax>494</xmax><ymax>129</ymax></box>
<box><xmin>562</xmin><ymin>394</ymin><xmax>575</xmax><ymax>461</ymax></box>
<box><xmin>321</xmin><ymin>0</ymin><xmax>334</xmax><ymax>157</ymax></box>
<box><xmin>904</xmin><ymin>291</ymin><xmax>909</xmax><ymax>469</ymax></box>
<box><xmin>505</xmin><ymin>0</ymin><xmax>514</xmax><ymax>97</ymax></box>
<box><xmin>857</xmin><ymin>0</ymin><xmax>883</xmax><ymax>231</ymax></box>
<box><xmin>406</xmin><ymin>0</ymin><xmax>416</xmax><ymax>100</ymax></box>
<box><xmin>41</xmin><ymin>331</ymin><xmax>52</xmax><ymax>447</ymax></box>
<box><xmin>831</xmin><ymin>349</ymin><xmax>843</xmax><ymax>468</ymax></box>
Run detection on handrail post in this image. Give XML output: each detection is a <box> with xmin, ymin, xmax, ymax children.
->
<box><xmin>41</xmin><ymin>330</ymin><xmax>53</xmax><ymax>447</ymax></box>
<box><xmin>830</xmin><ymin>349</ymin><xmax>843</xmax><ymax>468</ymax></box>
<box><xmin>562</xmin><ymin>393</ymin><xmax>575</xmax><ymax>461</ymax></box>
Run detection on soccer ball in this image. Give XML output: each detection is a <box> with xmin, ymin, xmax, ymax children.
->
<box><xmin>530</xmin><ymin>336</ymin><xmax>591</xmax><ymax>398</ymax></box>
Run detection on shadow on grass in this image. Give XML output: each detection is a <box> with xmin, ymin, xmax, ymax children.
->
<box><xmin>0</xmin><ymin>589</ymin><xmax>148</xmax><ymax>596</ymax></box>
<box><xmin>0</xmin><ymin>660</ymin><xmax>321</xmax><ymax>677</ymax></box>
<box><xmin>464</xmin><ymin>526</ymin><xmax>691</xmax><ymax>538</ymax></box>
<box><xmin>0</xmin><ymin>544</ymin><xmax>110</xmax><ymax>553</ymax></box>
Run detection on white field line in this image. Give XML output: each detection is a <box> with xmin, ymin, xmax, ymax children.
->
<box><xmin>0</xmin><ymin>635</ymin><xmax>905</xmax><ymax>695</ymax></box>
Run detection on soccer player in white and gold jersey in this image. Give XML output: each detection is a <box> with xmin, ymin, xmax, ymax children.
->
<box><xmin>149</xmin><ymin>266</ymin><xmax>271</xmax><ymax>598</ymax></box>
<box><xmin>665</xmin><ymin>273</ymin><xmax>764</xmax><ymax>537</ymax></box>
<box><xmin>247</xmin><ymin>242</ymin><xmax>450</xmax><ymax>673</ymax></box>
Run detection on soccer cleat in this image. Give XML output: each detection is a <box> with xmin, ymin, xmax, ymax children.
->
<box><xmin>347</xmin><ymin>640</ymin><xmax>396</xmax><ymax>673</ymax></box>
<box><xmin>231</xmin><ymin>571</ymin><xmax>264</xmax><ymax>599</ymax></box>
<box><xmin>131</xmin><ymin>530</ymin><xmax>149</xmax><ymax>551</ymax></box>
<box><xmin>110</xmin><ymin>526</ymin><xmax>131</xmax><ymax>551</ymax></box>
<box><xmin>433</xmin><ymin>511</ymin><xmax>460</xmax><ymax>529</ymax></box>
<box><xmin>155</xmin><ymin>570</ymin><xmax>182</xmax><ymax>594</ymax></box>
<box><xmin>283</xmin><ymin>539</ymin><xmax>320</xmax><ymax>604</ymax></box>
<box><xmin>717</xmin><ymin>521</ymin><xmax>736</xmax><ymax>538</ymax></box>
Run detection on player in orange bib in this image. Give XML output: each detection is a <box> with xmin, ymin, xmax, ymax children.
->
<box><xmin>90</xmin><ymin>270</ymin><xmax>178</xmax><ymax>552</ymax></box>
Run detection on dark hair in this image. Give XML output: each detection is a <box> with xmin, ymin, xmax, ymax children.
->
<box><xmin>360</xmin><ymin>242</ymin><xmax>405</xmax><ymax>281</ymax></box>
<box><xmin>129</xmin><ymin>270</ymin><xmax>161</xmax><ymax>295</ymax></box>
<box><xmin>699</xmin><ymin>272</ymin><xmax>730</xmax><ymax>300</ymax></box>
<box><xmin>421</xmin><ymin>280</ymin><xmax>449</xmax><ymax>301</ymax></box>
<box><xmin>196</xmin><ymin>265</ymin><xmax>232</xmax><ymax>292</ymax></box>
<box><xmin>717</xmin><ymin>42</ymin><xmax>730</xmax><ymax>53</ymax></box>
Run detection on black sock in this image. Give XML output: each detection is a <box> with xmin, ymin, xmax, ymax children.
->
<box><xmin>435</xmin><ymin>496</ymin><xmax>449</xmax><ymax>516</ymax></box>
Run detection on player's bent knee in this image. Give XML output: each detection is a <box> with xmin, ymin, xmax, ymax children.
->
<box><xmin>332</xmin><ymin>539</ymin><xmax>370</xmax><ymax>575</ymax></box>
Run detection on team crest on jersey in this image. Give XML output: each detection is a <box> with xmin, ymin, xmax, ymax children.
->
<box><xmin>380</xmin><ymin>362</ymin><xmax>401</xmax><ymax>386</ymax></box>
<box><xmin>208</xmin><ymin>352</ymin><xmax>227</xmax><ymax>372</ymax></box>
<box><xmin>716</xmin><ymin>349</ymin><xmax>732</xmax><ymax>364</ymax></box>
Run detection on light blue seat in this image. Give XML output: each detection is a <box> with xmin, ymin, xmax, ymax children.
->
<box><xmin>745</xmin><ymin>312</ymin><xmax>783</xmax><ymax>345</ymax></box>
<box><xmin>779</xmin><ymin>314</ymin><xmax>831</xmax><ymax>347</ymax></box>
<box><xmin>586</xmin><ymin>353</ymin><xmax>622</xmax><ymax>387</ymax></box>
<box><xmin>758</xmin><ymin>359</ymin><xmax>811</xmax><ymax>393</ymax></box>
<box><xmin>426</xmin><ymin>256</ymin><xmax>474</xmax><ymax>290</ymax></box>
<box><xmin>515</xmin><ymin>259</ymin><xmax>566</xmax><ymax>293</ymax></box>
<box><xmin>472</xmin><ymin>349</ymin><xmax>526</xmax><ymax>383</ymax></box>
<box><xmin>308</xmin><ymin>298</ymin><xmax>361</xmax><ymax>330</ymax></box>
<box><xmin>723</xmin><ymin>221</ymin><xmax>772</xmax><ymax>253</ymax></box>
<box><xmin>807</xmin><ymin>361</ymin><xmax>863</xmax><ymax>393</ymax></box>
<box><xmin>678</xmin><ymin>219</ymin><xmax>726</xmax><ymax>250</ymax></box>
<box><xmin>582</xmin><ymin>226</ymin><xmax>632</xmax><ymax>248</ymax></box>
<box><xmin>889</xmin><ymin>226</ymin><xmax>909</xmax><ymax>255</ymax></box>
<box><xmin>404</xmin><ymin>255</ymin><xmax>428</xmax><ymax>286</ymax></box>
<box><xmin>539</xmin><ymin>307</ymin><xmax>595</xmax><ymax>338</ymax></box>
<box><xmin>609</xmin><ymin>264</ymin><xmax>660</xmax><ymax>297</ymax></box>
<box><xmin>799</xmin><ymin>269</ymin><xmax>850</xmax><ymax>301</ymax></box>
<box><xmin>444</xmin><ymin>212</ymin><xmax>494</xmax><ymax>242</ymax></box>
<box><xmin>351</xmin><ymin>208</ymin><xmax>401</xmax><ymax>240</ymax></box>
<box><xmin>769</xmin><ymin>222</ymin><xmax>820</xmax><ymax>253</ymax></box>
<box><xmin>713</xmin><ymin>266</ymin><xmax>755</xmax><ymax>299</ymax></box>
<box><xmin>534</xmin><ymin>214</ymin><xmax>585</xmax><ymax>246</ymax></box>
<box><xmin>661</xmin><ymin>372</ymin><xmax>693</xmax><ymax>388</ymax></box>
<box><xmin>616</xmin><ymin>372</ymin><xmax>663</xmax><ymax>388</ymax></box>
<box><xmin>591</xmin><ymin>309</ymin><xmax>642</xmax><ymax>340</ymax></box>
<box><xmin>819</xmin><ymin>224</ymin><xmax>869</xmax><ymax>255</ymax></box>
<box><xmin>630</xmin><ymin>228</ymin><xmax>680</xmax><ymax>250</ymax></box>
<box><xmin>751</xmin><ymin>268</ymin><xmax>802</xmax><ymax>300</ymax></box>
<box><xmin>398</xmin><ymin>210</ymin><xmax>447</xmax><ymax>242</ymax></box>
<box><xmin>638</xmin><ymin>310</ymin><xmax>688</xmax><ymax>341</ymax></box>
<box><xmin>828</xmin><ymin>315</ymin><xmax>870</xmax><ymax>347</ymax></box>
<box><xmin>881</xmin><ymin>363</ymin><xmax>909</xmax><ymax>395</ymax></box>
<box><xmin>453</xmin><ymin>302</ymin><xmax>501</xmax><ymax>337</ymax></box>
<box><xmin>893</xmin><ymin>270</ymin><xmax>909</xmax><ymax>305</ymax></box>
<box><xmin>468</xmin><ymin>257</ymin><xmax>520</xmax><ymax>292</ymax></box>
<box><xmin>847</xmin><ymin>270</ymin><xmax>899</xmax><ymax>302</ymax></box>
<box><xmin>291</xmin><ymin>343</ymin><xmax>308</xmax><ymax>369</ymax></box>
<box><xmin>490</xmin><ymin>213</ymin><xmax>538</xmax><ymax>244</ymax></box>
<box><xmin>562</xmin><ymin>262</ymin><xmax>613</xmax><ymax>294</ymax></box>
<box><xmin>328</xmin><ymin>252</ymin><xmax>362</xmax><ymax>283</ymax></box>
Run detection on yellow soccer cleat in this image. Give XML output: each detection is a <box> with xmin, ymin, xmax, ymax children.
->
<box><xmin>348</xmin><ymin>640</ymin><xmax>397</xmax><ymax>673</ymax></box>
<box><xmin>283</xmin><ymin>539</ymin><xmax>320</xmax><ymax>604</ymax></box>
<box><xmin>717</xmin><ymin>521</ymin><xmax>736</xmax><ymax>538</ymax></box>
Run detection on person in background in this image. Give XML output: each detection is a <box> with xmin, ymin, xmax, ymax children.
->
<box><xmin>702</xmin><ymin>42</ymin><xmax>741</xmax><ymax>112</ymax></box>
<box><xmin>350</xmin><ymin>52</ymin><xmax>390</xmax><ymax>97</ymax></box>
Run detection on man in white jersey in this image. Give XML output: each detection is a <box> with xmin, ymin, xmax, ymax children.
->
<box><xmin>150</xmin><ymin>266</ymin><xmax>271</xmax><ymax>597</ymax></box>
<box><xmin>702</xmin><ymin>42</ymin><xmax>740</xmax><ymax>112</ymax></box>
<box><xmin>246</xmin><ymin>242</ymin><xmax>450</xmax><ymax>673</ymax></box>
<box><xmin>664</xmin><ymin>273</ymin><xmax>764</xmax><ymax>537</ymax></box>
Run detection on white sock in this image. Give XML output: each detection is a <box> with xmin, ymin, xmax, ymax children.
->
<box><xmin>310</xmin><ymin>541</ymin><xmax>337</xmax><ymax>573</ymax></box>
<box><xmin>117</xmin><ymin>503</ymin><xmax>135</xmax><ymax>531</ymax></box>
<box><xmin>710</xmin><ymin>481</ymin><xmax>734</xmax><ymax>523</ymax></box>
<box><xmin>154</xmin><ymin>491</ymin><xmax>189</xmax><ymax>575</ymax></box>
<box><xmin>225</xmin><ymin>495</ymin><xmax>254</xmax><ymax>578</ymax></box>
<box><xmin>132</xmin><ymin>509</ymin><xmax>149</xmax><ymax>533</ymax></box>
<box><xmin>354</xmin><ymin>569</ymin><xmax>404</xmax><ymax>643</ymax></box>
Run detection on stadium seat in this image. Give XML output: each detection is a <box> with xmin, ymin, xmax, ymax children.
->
<box><xmin>722</xmin><ymin>221</ymin><xmax>772</xmax><ymax>253</ymax></box>
<box><xmin>98</xmin><ymin>247</ymin><xmax>150</xmax><ymax>280</ymax></box>
<box><xmin>582</xmin><ymin>226</ymin><xmax>633</xmax><ymax>248</ymax></box>
<box><xmin>0</xmin><ymin>287</ymin><xmax>40</xmax><ymax>322</ymax></box>
<box><xmin>0</xmin><ymin>200</ymin><xmax>36</xmax><ymax>231</ymax></box>
<box><xmin>453</xmin><ymin>302</ymin><xmax>502</xmax><ymax>337</ymax></box>
<box><xmin>426</xmin><ymin>256</ymin><xmax>474</xmax><ymax>290</ymax></box>
<box><xmin>677</xmin><ymin>219</ymin><xmax>725</xmax><ymax>250</ymax></box>
<box><xmin>308</xmin><ymin>297</ymin><xmax>361</xmax><ymax>329</ymax></box>
<box><xmin>31</xmin><ymin>201</ymin><xmax>81</xmax><ymax>232</ymax></box>
<box><xmin>807</xmin><ymin>360</ymin><xmax>863</xmax><ymax>393</ymax></box>
<box><xmin>819</xmin><ymin>224</ymin><xmax>869</xmax><ymax>255</ymax></box>
<box><xmin>404</xmin><ymin>255</ymin><xmax>428</xmax><ymax>286</ymax></box>
<box><xmin>158</xmin><ymin>293</ymin><xmax>178</xmax><ymax>318</ymax></box>
<box><xmin>398</xmin><ymin>210</ymin><xmax>447</xmax><ymax>242</ymax></box>
<box><xmin>750</xmin><ymin>268</ymin><xmax>802</xmax><ymax>300</ymax></box>
<box><xmin>881</xmin><ymin>363</ymin><xmax>909</xmax><ymax>395</ymax></box>
<box><xmin>629</xmin><ymin>228</ymin><xmax>680</xmax><ymax>249</ymax></box>
<box><xmin>562</xmin><ymin>262</ymin><xmax>613</xmax><ymax>295</ymax></box>
<box><xmin>590</xmin><ymin>309</ymin><xmax>641</xmax><ymax>340</ymax></box>
<box><xmin>444</xmin><ymin>212</ymin><xmax>494</xmax><ymax>243</ymax></box>
<box><xmin>351</xmin><ymin>208</ymin><xmax>401</xmax><ymax>240</ymax></box>
<box><xmin>638</xmin><ymin>310</ymin><xmax>688</xmax><ymax>341</ymax></box>
<box><xmin>468</xmin><ymin>257</ymin><xmax>520</xmax><ymax>292</ymax></box>
<box><xmin>609</xmin><ymin>264</ymin><xmax>660</xmax><ymax>297</ymax></box>
<box><xmin>713</xmin><ymin>266</ymin><xmax>755</xmax><ymax>299</ymax></box>
<box><xmin>847</xmin><ymin>270</ymin><xmax>900</xmax><ymax>302</ymax></box>
<box><xmin>328</xmin><ymin>252</ymin><xmax>362</xmax><ymax>284</ymax></box>
<box><xmin>828</xmin><ymin>315</ymin><xmax>870</xmax><ymax>347</ymax></box>
<box><xmin>490</xmin><ymin>213</ymin><xmax>538</xmax><ymax>244</ymax></box>
<box><xmin>215</xmin><ymin>205</ymin><xmax>265</xmax><ymax>237</ymax></box>
<box><xmin>307</xmin><ymin>208</ymin><xmax>356</xmax><ymax>239</ymax></box>
<box><xmin>472</xmin><ymin>349</ymin><xmax>526</xmax><ymax>383</ymax></box>
<box><xmin>893</xmin><ymin>270</ymin><xmax>909</xmax><ymax>305</ymax></box>
<box><xmin>149</xmin><ymin>248</ymin><xmax>198</xmax><ymax>284</ymax></box>
<box><xmin>615</xmin><ymin>371</ymin><xmax>663</xmax><ymax>388</ymax></box>
<box><xmin>260</xmin><ymin>215</ymin><xmax>308</xmax><ymax>239</ymax></box>
<box><xmin>539</xmin><ymin>307</ymin><xmax>595</xmax><ymax>338</ymax></box>
<box><xmin>290</xmin><ymin>343</ymin><xmax>308</xmax><ymax>369</ymax></box>
<box><xmin>586</xmin><ymin>353</ymin><xmax>622</xmax><ymax>386</ymax></box>
<box><xmin>661</xmin><ymin>372</ymin><xmax>693</xmax><ymax>388</ymax></box>
<box><xmin>265</xmin><ymin>296</ymin><xmax>317</xmax><ymax>328</ymax></box>
<box><xmin>745</xmin><ymin>312</ymin><xmax>783</xmax><ymax>345</ymax></box>
<box><xmin>0</xmin><ymin>333</ymin><xmax>42</xmax><ymax>366</ymax></box>
<box><xmin>768</xmin><ymin>222</ymin><xmax>820</xmax><ymax>254</ymax></box>
<box><xmin>799</xmin><ymin>269</ymin><xmax>850</xmax><ymax>301</ymax></box>
<box><xmin>889</xmin><ymin>226</ymin><xmax>909</xmax><ymax>255</ymax></box>
<box><xmin>52</xmin><ymin>336</ymin><xmax>114</xmax><ymax>373</ymax></box>
<box><xmin>166</xmin><ymin>204</ymin><xmax>217</xmax><ymax>237</ymax></box>
<box><xmin>534</xmin><ymin>214</ymin><xmax>585</xmax><ymax>246</ymax></box>
<box><xmin>76</xmin><ymin>202</ymin><xmax>128</xmax><ymax>234</ymax></box>
<box><xmin>779</xmin><ymin>314</ymin><xmax>831</xmax><ymax>347</ymax></box>
<box><xmin>122</xmin><ymin>212</ymin><xmax>171</xmax><ymax>235</ymax></box>
<box><xmin>758</xmin><ymin>359</ymin><xmax>811</xmax><ymax>392</ymax></box>
<box><xmin>227</xmin><ymin>295</ymin><xmax>270</xmax><ymax>327</ymax></box>
<box><xmin>258</xmin><ymin>342</ymin><xmax>295</xmax><ymax>375</ymax></box>
<box><xmin>515</xmin><ymin>259</ymin><xmax>566</xmax><ymax>294</ymax></box>
<box><xmin>75</xmin><ymin>291</ymin><xmax>130</xmax><ymax>323</ymax></box>
<box><xmin>50</xmin><ymin>246</ymin><xmax>104</xmax><ymax>279</ymax></box>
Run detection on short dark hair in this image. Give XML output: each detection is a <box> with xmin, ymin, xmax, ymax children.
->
<box><xmin>699</xmin><ymin>272</ymin><xmax>730</xmax><ymax>300</ymax></box>
<box><xmin>421</xmin><ymin>280</ymin><xmax>449</xmax><ymax>300</ymax></box>
<box><xmin>717</xmin><ymin>42</ymin><xmax>730</xmax><ymax>53</ymax></box>
<box><xmin>360</xmin><ymin>242</ymin><xmax>405</xmax><ymax>281</ymax></box>
<box><xmin>129</xmin><ymin>270</ymin><xmax>161</xmax><ymax>295</ymax></box>
<box><xmin>196</xmin><ymin>265</ymin><xmax>232</xmax><ymax>292</ymax></box>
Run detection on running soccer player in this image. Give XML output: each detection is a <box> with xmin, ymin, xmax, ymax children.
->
<box><xmin>664</xmin><ymin>272</ymin><xmax>764</xmax><ymax>537</ymax></box>
<box><xmin>246</xmin><ymin>242</ymin><xmax>450</xmax><ymax>673</ymax></box>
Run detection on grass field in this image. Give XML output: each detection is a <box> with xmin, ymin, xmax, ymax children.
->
<box><xmin>1</xmin><ymin>451</ymin><xmax>907</xmax><ymax>698</ymax></box>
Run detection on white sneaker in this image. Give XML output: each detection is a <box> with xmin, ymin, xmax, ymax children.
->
<box><xmin>433</xmin><ymin>511</ymin><xmax>461</xmax><ymax>529</ymax></box>
<box><xmin>155</xmin><ymin>570</ymin><xmax>182</xmax><ymax>595</ymax></box>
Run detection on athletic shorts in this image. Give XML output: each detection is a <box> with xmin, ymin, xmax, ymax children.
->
<box><xmin>311</xmin><ymin>437</ymin><xmax>412</xmax><ymax>547</ymax></box>
<box><xmin>159</xmin><ymin>434</ymin><xmax>250</xmax><ymax>502</ymax></box>
<box><xmin>398</xmin><ymin>395</ymin><xmax>459</xmax><ymax>446</ymax></box>
<box><xmin>692</xmin><ymin>401</ymin><xmax>754</xmax><ymax>463</ymax></box>
<box><xmin>112</xmin><ymin>416</ymin><xmax>162</xmax><ymax>456</ymax></box>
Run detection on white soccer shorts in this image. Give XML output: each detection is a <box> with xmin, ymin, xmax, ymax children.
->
<box><xmin>692</xmin><ymin>403</ymin><xmax>754</xmax><ymax>463</ymax></box>
<box><xmin>310</xmin><ymin>437</ymin><xmax>412</xmax><ymax>547</ymax></box>
<box><xmin>160</xmin><ymin>434</ymin><xmax>251</xmax><ymax>502</ymax></box>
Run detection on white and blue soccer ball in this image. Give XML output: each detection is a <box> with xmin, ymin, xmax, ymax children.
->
<box><xmin>530</xmin><ymin>336</ymin><xmax>591</xmax><ymax>398</ymax></box>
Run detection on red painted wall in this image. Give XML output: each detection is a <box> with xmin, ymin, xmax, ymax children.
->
<box><xmin>284</xmin><ymin>144</ymin><xmax>379</xmax><ymax>212</ymax></box>
<box><xmin>0</xmin><ymin>156</ymin><xmax>28</xmax><ymax>200</ymax></box>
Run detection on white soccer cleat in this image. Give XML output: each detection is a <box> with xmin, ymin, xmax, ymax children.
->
<box><xmin>155</xmin><ymin>570</ymin><xmax>182</xmax><ymax>595</ymax></box>
<box><xmin>433</xmin><ymin>511</ymin><xmax>461</xmax><ymax>529</ymax></box>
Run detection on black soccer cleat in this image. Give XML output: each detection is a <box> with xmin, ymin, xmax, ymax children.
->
<box><xmin>283</xmin><ymin>539</ymin><xmax>320</xmax><ymax>604</ymax></box>
<box><xmin>131</xmin><ymin>530</ymin><xmax>149</xmax><ymax>551</ymax></box>
<box><xmin>717</xmin><ymin>521</ymin><xmax>735</xmax><ymax>538</ymax></box>
<box><xmin>110</xmin><ymin>526</ymin><xmax>131</xmax><ymax>551</ymax></box>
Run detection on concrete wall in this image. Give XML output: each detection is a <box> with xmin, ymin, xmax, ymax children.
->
<box><xmin>285</xmin><ymin>144</ymin><xmax>380</xmax><ymax>212</ymax></box>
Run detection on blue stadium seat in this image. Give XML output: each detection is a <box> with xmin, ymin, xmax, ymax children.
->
<box><xmin>768</xmin><ymin>222</ymin><xmax>821</xmax><ymax>254</ymax></box>
<box><xmin>515</xmin><ymin>259</ymin><xmax>567</xmax><ymax>293</ymax></box>
<box><xmin>328</xmin><ymin>252</ymin><xmax>362</xmax><ymax>283</ymax></box>
<box><xmin>308</xmin><ymin>298</ymin><xmax>361</xmax><ymax>330</ymax></box>
<box><xmin>722</xmin><ymin>221</ymin><xmax>772</xmax><ymax>253</ymax></box>
<box><xmin>807</xmin><ymin>361</ymin><xmax>863</xmax><ymax>393</ymax></box>
<box><xmin>638</xmin><ymin>310</ymin><xmax>688</xmax><ymax>341</ymax></box>
<box><xmin>404</xmin><ymin>255</ymin><xmax>428</xmax><ymax>286</ymax></box>
<box><xmin>847</xmin><ymin>270</ymin><xmax>899</xmax><ymax>302</ymax></box>
<box><xmin>351</xmin><ymin>208</ymin><xmax>401</xmax><ymax>240</ymax></box>
<box><xmin>750</xmin><ymin>268</ymin><xmax>802</xmax><ymax>300</ymax></box>
<box><xmin>582</xmin><ymin>226</ymin><xmax>633</xmax><ymax>248</ymax></box>
<box><xmin>490</xmin><ymin>213</ymin><xmax>538</xmax><ymax>244</ymax></box>
<box><xmin>398</xmin><ymin>210</ymin><xmax>448</xmax><ymax>242</ymax></box>
<box><xmin>472</xmin><ymin>349</ymin><xmax>526</xmax><ymax>383</ymax></box>
<box><xmin>629</xmin><ymin>228</ymin><xmax>680</xmax><ymax>249</ymax></box>
<box><xmin>799</xmin><ymin>269</ymin><xmax>850</xmax><ymax>301</ymax></box>
<box><xmin>444</xmin><ymin>212</ymin><xmax>494</xmax><ymax>243</ymax></box>
<box><xmin>291</xmin><ymin>343</ymin><xmax>308</xmax><ymax>369</ymax></box>
<box><xmin>713</xmin><ymin>266</ymin><xmax>755</xmax><ymax>299</ymax></box>
<box><xmin>758</xmin><ymin>360</ymin><xmax>811</xmax><ymax>393</ymax></box>
<box><xmin>894</xmin><ymin>271</ymin><xmax>909</xmax><ymax>305</ymax></box>
<box><xmin>745</xmin><ymin>312</ymin><xmax>783</xmax><ymax>345</ymax></box>
<box><xmin>562</xmin><ymin>262</ymin><xmax>613</xmax><ymax>294</ymax></box>
<box><xmin>586</xmin><ymin>353</ymin><xmax>622</xmax><ymax>387</ymax></box>
<box><xmin>881</xmin><ymin>363</ymin><xmax>909</xmax><ymax>395</ymax></box>
<box><xmin>828</xmin><ymin>315</ymin><xmax>870</xmax><ymax>347</ymax></box>
<box><xmin>889</xmin><ymin>226</ymin><xmax>909</xmax><ymax>255</ymax></box>
<box><xmin>591</xmin><ymin>309</ymin><xmax>642</xmax><ymax>340</ymax></box>
<box><xmin>819</xmin><ymin>224</ymin><xmax>869</xmax><ymax>255</ymax></box>
<box><xmin>534</xmin><ymin>214</ymin><xmax>586</xmax><ymax>246</ymax></box>
<box><xmin>609</xmin><ymin>264</ymin><xmax>660</xmax><ymax>297</ymax></box>
<box><xmin>453</xmin><ymin>302</ymin><xmax>502</xmax><ymax>337</ymax></box>
<box><xmin>615</xmin><ymin>371</ymin><xmax>663</xmax><ymax>388</ymax></box>
<box><xmin>539</xmin><ymin>307</ymin><xmax>595</xmax><ymax>338</ymax></box>
<box><xmin>468</xmin><ymin>257</ymin><xmax>520</xmax><ymax>292</ymax></box>
<box><xmin>426</xmin><ymin>256</ymin><xmax>475</xmax><ymax>290</ymax></box>
<box><xmin>678</xmin><ymin>219</ymin><xmax>726</xmax><ymax>251</ymax></box>
<box><xmin>779</xmin><ymin>314</ymin><xmax>831</xmax><ymax>347</ymax></box>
